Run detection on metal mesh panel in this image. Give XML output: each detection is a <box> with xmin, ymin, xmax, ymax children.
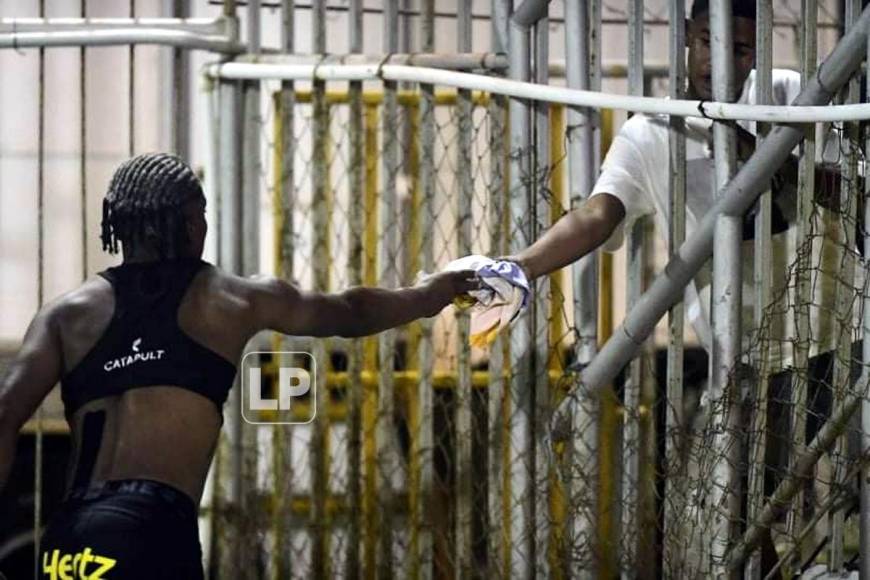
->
<box><xmin>206</xmin><ymin>81</ymin><xmax>870</xmax><ymax>580</ymax></box>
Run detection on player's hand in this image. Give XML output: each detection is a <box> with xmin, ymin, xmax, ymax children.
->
<box><xmin>420</xmin><ymin>270</ymin><xmax>481</xmax><ymax>316</ymax></box>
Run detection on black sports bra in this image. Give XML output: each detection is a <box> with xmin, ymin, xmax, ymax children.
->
<box><xmin>61</xmin><ymin>258</ymin><xmax>237</xmax><ymax>416</ymax></box>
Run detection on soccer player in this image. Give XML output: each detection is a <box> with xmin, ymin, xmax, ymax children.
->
<box><xmin>0</xmin><ymin>152</ymin><xmax>478</xmax><ymax>579</ymax></box>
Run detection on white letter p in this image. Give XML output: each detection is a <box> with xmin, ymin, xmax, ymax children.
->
<box><xmin>278</xmin><ymin>368</ymin><xmax>311</xmax><ymax>410</ymax></box>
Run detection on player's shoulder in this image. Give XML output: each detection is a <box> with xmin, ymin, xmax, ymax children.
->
<box><xmin>193</xmin><ymin>264</ymin><xmax>257</xmax><ymax>303</ymax></box>
<box><xmin>49</xmin><ymin>276</ymin><xmax>113</xmax><ymax>323</ymax></box>
<box><xmin>199</xmin><ymin>266</ymin><xmax>298</xmax><ymax>307</ymax></box>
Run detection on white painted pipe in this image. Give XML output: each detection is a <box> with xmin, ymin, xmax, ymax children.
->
<box><xmin>0</xmin><ymin>17</ymin><xmax>225</xmax><ymax>34</ymax></box>
<box><xmin>207</xmin><ymin>61</ymin><xmax>870</xmax><ymax>123</ymax></box>
<box><xmin>0</xmin><ymin>29</ymin><xmax>241</xmax><ymax>51</ymax></box>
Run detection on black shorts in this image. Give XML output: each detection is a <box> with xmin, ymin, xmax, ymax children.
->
<box><xmin>39</xmin><ymin>479</ymin><xmax>204</xmax><ymax>580</ymax></box>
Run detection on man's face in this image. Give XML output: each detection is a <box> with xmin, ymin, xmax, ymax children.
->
<box><xmin>687</xmin><ymin>12</ymin><xmax>756</xmax><ymax>100</ymax></box>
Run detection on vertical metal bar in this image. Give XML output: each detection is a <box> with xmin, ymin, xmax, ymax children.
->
<box><xmin>788</xmin><ymin>0</ymin><xmax>817</xmax><ymax>558</ymax></box>
<box><xmin>200</xmin><ymin>60</ymin><xmax>222</xmax><ymax>580</ymax></box>
<box><xmin>828</xmin><ymin>1</ymin><xmax>861</xmax><ymax>571</ymax></box>
<box><xmin>346</xmin><ymin>1</ymin><xmax>363</xmax><ymax>577</ymax></box>
<box><xmin>33</xmin><ymin>1</ymin><xmax>46</xmax><ymax>573</ymax></box>
<box><xmin>455</xmin><ymin>2</ymin><xmax>474</xmax><ymax>578</ymax></box>
<box><xmin>378</xmin><ymin>2</ymin><xmax>400</xmax><ymax>576</ymax></box>
<box><xmin>237</xmin><ymin>1</ymin><xmax>260</xmax><ymax>575</ymax></box>
<box><xmin>564</xmin><ymin>3</ymin><xmax>597</xmax><ymax>367</ymax></box>
<box><xmin>596</xmin><ymin>108</ymin><xmax>618</xmax><ymax>580</ymax></box>
<box><xmin>128</xmin><ymin>0</ymin><xmax>135</xmax><ymax>156</ymax></box>
<box><xmin>547</xmin><ymin>105</ymin><xmax>568</xmax><ymax>576</ymax></box>
<box><xmin>405</xmin><ymin>95</ymin><xmax>423</xmax><ymax>580</ymax></box>
<box><xmin>80</xmin><ymin>0</ymin><xmax>87</xmax><ymax>280</ymax></box>
<box><xmin>271</xmin><ymin>98</ymin><xmax>295</xmax><ymax>580</ymax></box>
<box><xmin>217</xmin><ymin>76</ymin><xmax>243</xmax><ymax>579</ymax></box>
<box><xmin>663</xmin><ymin>2</ymin><xmax>687</xmax><ymax>577</ymax></box>
<box><xmin>278</xmin><ymin>0</ymin><xmax>296</xmax><ymax>282</ymax></box>
<box><xmin>744</xmin><ymin>2</ymin><xmax>773</xmax><ymax>578</ymax></box>
<box><xmin>274</xmin><ymin>5</ymin><xmax>296</xmax><ymax>576</ymax></box>
<box><xmin>861</xmin><ymin>31</ymin><xmax>870</xmax><ymax>580</ymax></box>
<box><xmin>532</xmin><ymin>12</ymin><xmax>551</xmax><ymax>579</ymax></box>
<box><xmin>362</xmin><ymin>102</ymin><xmax>380</xmax><ymax>577</ymax></box>
<box><xmin>622</xmin><ymin>0</ymin><xmax>644</xmax><ymax>571</ymax></box>
<box><xmin>404</xmin><ymin>98</ymin><xmax>424</xmax><ymax>578</ymax></box>
<box><xmin>487</xmin><ymin>4</ymin><xmax>509</xmax><ymax>576</ymax></box>
<box><xmin>172</xmin><ymin>0</ymin><xmax>190</xmax><ymax>157</ymax></box>
<box><xmin>708</xmin><ymin>0</ymin><xmax>742</xmax><ymax>575</ymax></box>
<box><xmin>400</xmin><ymin>0</ymin><xmax>413</xmax><ymax>59</ymax></box>
<box><xmin>243</xmin><ymin>0</ymin><xmax>261</xmax><ymax>277</ymax></box>
<box><xmin>589</xmin><ymin>0</ymin><xmax>602</xmax><ymax>169</ymax></box>
<box><xmin>309</xmin><ymin>1</ymin><xmax>330</xmax><ymax>576</ymax></box>
<box><xmin>486</xmin><ymin>103</ymin><xmax>508</xmax><ymax>576</ymax></box>
<box><xmin>406</xmin><ymin>125</ymin><xmax>423</xmax><ymax>580</ymax></box>
<box><xmin>414</xmin><ymin>3</ymin><xmax>435</xmax><ymax>579</ymax></box>
<box><xmin>588</xmin><ymin>4</ymin><xmax>614</xmax><ymax>577</ymax></box>
<box><xmin>563</xmin><ymin>2</ymin><xmax>597</xmax><ymax>575</ymax></box>
<box><xmin>508</xmin><ymin>13</ymin><xmax>534</xmax><ymax>579</ymax></box>
<box><xmin>491</xmin><ymin>0</ymin><xmax>510</xmax><ymax>54</ymax></box>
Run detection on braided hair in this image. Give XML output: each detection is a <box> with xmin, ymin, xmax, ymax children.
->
<box><xmin>101</xmin><ymin>153</ymin><xmax>204</xmax><ymax>259</ymax></box>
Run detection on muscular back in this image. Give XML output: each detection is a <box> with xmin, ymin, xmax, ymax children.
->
<box><xmin>55</xmin><ymin>265</ymin><xmax>256</xmax><ymax>503</ymax></box>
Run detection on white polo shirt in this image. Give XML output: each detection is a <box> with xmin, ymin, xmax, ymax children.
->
<box><xmin>591</xmin><ymin>69</ymin><xmax>850</xmax><ymax>369</ymax></box>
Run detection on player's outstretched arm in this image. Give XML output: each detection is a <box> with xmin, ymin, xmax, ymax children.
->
<box><xmin>248</xmin><ymin>270</ymin><xmax>480</xmax><ymax>339</ymax></box>
<box><xmin>506</xmin><ymin>193</ymin><xmax>625</xmax><ymax>280</ymax></box>
<box><xmin>0</xmin><ymin>304</ymin><xmax>64</xmax><ymax>492</ymax></box>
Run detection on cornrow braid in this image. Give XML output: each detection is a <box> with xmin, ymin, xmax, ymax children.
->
<box><xmin>101</xmin><ymin>152</ymin><xmax>204</xmax><ymax>259</ymax></box>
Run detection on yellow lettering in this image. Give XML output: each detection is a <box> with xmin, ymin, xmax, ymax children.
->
<box><xmin>40</xmin><ymin>546</ymin><xmax>117</xmax><ymax>580</ymax></box>
<box><xmin>78</xmin><ymin>548</ymin><xmax>94</xmax><ymax>579</ymax></box>
<box><xmin>88</xmin><ymin>555</ymin><xmax>116</xmax><ymax>580</ymax></box>
<box><xmin>57</xmin><ymin>554</ymin><xmax>73</xmax><ymax>580</ymax></box>
<box><xmin>72</xmin><ymin>554</ymin><xmax>81</xmax><ymax>579</ymax></box>
<box><xmin>41</xmin><ymin>549</ymin><xmax>59</xmax><ymax>580</ymax></box>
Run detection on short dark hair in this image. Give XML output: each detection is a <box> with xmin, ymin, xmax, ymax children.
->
<box><xmin>101</xmin><ymin>152</ymin><xmax>204</xmax><ymax>259</ymax></box>
<box><xmin>691</xmin><ymin>0</ymin><xmax>757</xmax><ymax>20</ymax></box>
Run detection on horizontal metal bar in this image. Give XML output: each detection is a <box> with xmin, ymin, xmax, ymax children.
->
<box><xmin>0</xmin><ymin>17</ymin><xmax>227</xmax><ymax>35</ymax></box>
<box><xmin>289</xmin><ymin>87</ymin><xmax>492</xmax><ymax>105</ymax></box>
<box><xmin>239</xmin><ymin>51</ymin><xmax>508</xmax><ymax>70</ymax></box>
<box><xmin>256</xmin><ymin>369</ymin><xmax>571</xmax><ymax>390</ymax></box>
<box><xmin>0</xmin><ymin>29</ymin><xmax>242</xmax><ymax>52</ymax></box>
<box><xmin>207</xmin><ymin>62</ymin><xmax>870</xmax><ymax>123</ymax></box>
<box><xmin>257</xmin><ymin>51</ymin><xmax>795</xmax><ymax>78</ymax></box>
<box><xmin>206</xmin><ymin>0</ymin><xmax>841</xmax><ymax>29</ymax></box>
<box><xmin>236</xmin><ymin>52</ymin><xmax>691</xmax><ymax>77</ymax></box>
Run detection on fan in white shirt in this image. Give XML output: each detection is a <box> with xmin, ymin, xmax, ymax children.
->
<box><xmin>509</xmin><ymin>1</ymin><xmax>850</xmax><ymax>371</ymax></box>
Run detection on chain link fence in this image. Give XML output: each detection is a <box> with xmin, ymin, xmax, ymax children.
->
<box><xmin>202</xmin><ymin>73</ymin><xmax>870</xmax><ymax>578</ymax></box>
